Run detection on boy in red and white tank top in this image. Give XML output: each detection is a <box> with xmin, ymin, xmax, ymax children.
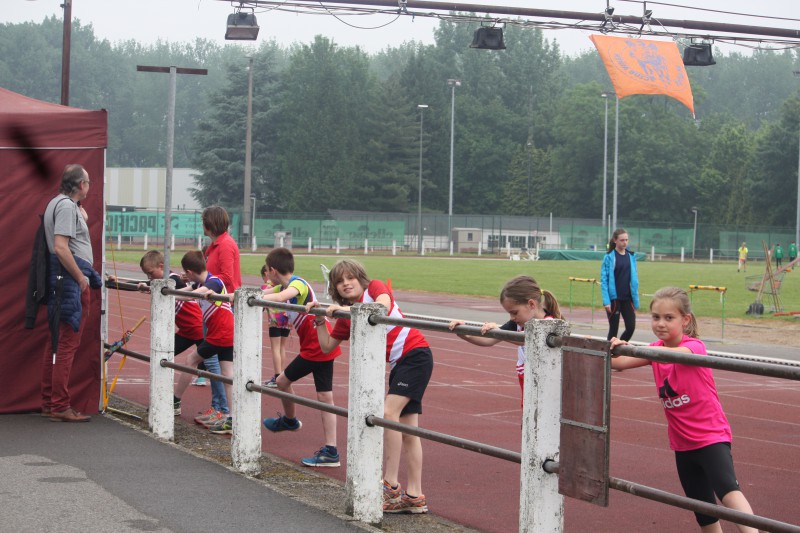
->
<box><xmin>309</xmin><ymin>259</ymin><xmax>433</xmax><ymax>515</ymax></box>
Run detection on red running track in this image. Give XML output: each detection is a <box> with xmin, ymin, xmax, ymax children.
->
<box><xmin>104</xmin><ymin>276</ymin><xmax>800</xmax><ymax>532</ymax></box>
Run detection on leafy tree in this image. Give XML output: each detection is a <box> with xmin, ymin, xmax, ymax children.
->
<box><xmin>9</xmin><ymin>16</ymin><xmax>800</xmax><ymax>227</ymax></box>
<box><xmin>613</xmin><ymin>96</ymin><xmax>704</xmax><ymax>223</ymax></box>
<box><xmin>358</xmin><ymin>76</ymin><xmax>421</xmax><ymax>212</ymax></box>
<box><xmin>689</xmin><ymin>49</ymin><xmax>799</xmax><ymax>129</ymax></box>
<box><xmin>504</xmin><ymin>142</ymin><xmax>552</xmax><ymax>216</ymax></box>
<box><xmin>693</xmin><ymin>119</ymin><xmax>754</xmax><ymax>224</ymax></box>
<box><xmin>549</xmin><ymin>82</ymin><xmax>607</xmax><ymax>218</ymax></box>
<box><xmin>191</xmin><ymin>43</ymin><xmax>284</xmax><ymax>208</ymax></box>
<box><xmin>273</xmin><ymin>36</ymin><xmax>376</xmax><ymax>212</ymax></box>
<box><xmin>749</xmin><ymin>95</ymin><xmax>800</xmax><ymax>225</ymax></box>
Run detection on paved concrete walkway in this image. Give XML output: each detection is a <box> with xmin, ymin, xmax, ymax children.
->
<box><xmin>0</xmin><ymin>414</ymin><xmax>370</xmax><ymax>533</ymax></box>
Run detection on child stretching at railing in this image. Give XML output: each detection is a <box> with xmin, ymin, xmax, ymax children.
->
<box><xmin>307</xmin><ymin>259</ymin><xmax>434</xmax><ymax>514</ymax></box>
<box><xmin>610</xmin><ymin>287</ymin><xmax>757</xmax><ymax>533</ymax></box>
<box><xmin>448</xmin><ymin>275</ymin><xmax>562</xmax><ymax>405</ymax></box>
<box><xmin>260</xmin><ymin>264</ymin><xmax>290</xmax><ymax>388</ymax></box>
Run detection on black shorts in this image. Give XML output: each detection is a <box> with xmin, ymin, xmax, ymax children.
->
<box><xmin>283</xmin><ymin>355</ymin><xmax>334</xmax><ymax>392</ymax></box>
<box><xmin>175</xmin><ymin>334</ymin><xmax>202</xmax><ymax>356</ymax></box>
<box><xmin>196</xmin><ymin>340</ymin><xmax>234</xmax><ymax>363</ymax></box>
<box><xmin>388</xmin><ymin>347</ymin><xmax>434</xmax><ymax>416</ymax></box>
<box><xmin>269</xmin><ymin>326</ymin><xmax>290</xmax><ymax>338</ymax></box>
<box><xmin>675</xmin><ymin>442</ymin><xmax>741</xmax><ymax>527</ymax></box>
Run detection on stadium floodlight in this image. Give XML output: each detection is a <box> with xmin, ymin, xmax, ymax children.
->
<box><xmin>470</xmin><ymin>26</ymin><xmax>506</xmax><ymax>50</ymax></box>
<box><xmin>225</xmin><ymin>11</ymin><xmax>259</xmax><ymax>41</ymax></box>
<box><xmin>683</xmin><ymin>42</ymin><xmax>716</xmax><ymax>67</ymax></box>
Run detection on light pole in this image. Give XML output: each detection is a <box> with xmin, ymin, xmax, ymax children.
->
<box><xmin>251</xmin><ymin>194</ymin><xmax>257</xmax><ymax>248</ymax></box>
<box><xmin>137</xmin><ymin>65</ymin><xmax>208</xmax><ymax>278</ymax></box>
<box><xmin>61</xmin><ymin>0</ymin><xmax>72</xmax><ymax>105</ymax></box>
<box><xmin>417</xmin><ymin>104</ymin><xmax>428</xmax><ymax>255</ymax></box>
<box><xmin>795</xmin><ymin>71</ymin><xmax>800</xmax><ymax>245</ymax></box>
<box><xmin>526</xmin><ymin>141</ymin><xmax>533</xmax><ymax>214</ymax></box>
<box><xmin>242</xmin><ymin>56</ymin><xmax>254</xmax><ymax>243</ymax></box>
<box><xmin>612</xmin><ymin>94</ymin><xmax>620</xmax><ymax>230</ymax></box>
<box><xmin>447</xmin><ymin>79</ymin><xmax>461</xmax><ymax>253</ymax></box>
<box><xmin>691</xmin><ymin>207</ymin><xmax>698</xmax><ymax>260</ymax></box>
<box><xmin>601</xmin><ymin>92</ymin><xmax>610</xmax><ymax>226</ymax></box>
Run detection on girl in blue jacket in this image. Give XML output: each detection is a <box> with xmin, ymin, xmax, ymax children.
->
<box><xmin>600</xmin><ymin>228</ymin><xmax>639</xmax><ymax>341</ymax></box>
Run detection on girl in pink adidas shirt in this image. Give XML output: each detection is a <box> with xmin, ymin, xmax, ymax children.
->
<box><xmin>610</xmin><ymin>287</ymin><xmax>756</xmax><ymax>533</ymax></box>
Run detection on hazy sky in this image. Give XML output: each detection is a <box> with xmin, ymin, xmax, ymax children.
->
<box><xmin>5</xmin><ymin>0</ymin><xmax>800</xmax><ymax>56</ymax></box>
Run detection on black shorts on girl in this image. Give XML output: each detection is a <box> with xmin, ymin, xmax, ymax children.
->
<box><xmin>283</xmin><ymin>355</ymin><xmax>334</xmax><ymax>392</ymax></box>
<box><xmin>197</xmin><ymin>340</ymin><xmax>234</xmax><ymax>362</ymax></box>
<box><xmin>674</xmin><ymin>442</ymin><xmax>740</xmax><ymax>527</ymax></box>
<box><xmin>175</xmin><ymin>334</ymin><xmax>202</xmax><ymax>355</ymax></box>
<box><xmin>269</xmin><ymin>326</ymin><xmax>290</xmax><ymax>338</ymax></box>
<box><xmin>388</xmin><ymin>347</ymin><xmax>434</xmax><ymax>416</ymax></box>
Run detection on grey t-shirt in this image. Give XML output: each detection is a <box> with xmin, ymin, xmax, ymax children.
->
<box><xmin>43</xmin><ymin>194</ymin><xmax>93</xmax><ymax>264</ymax></box>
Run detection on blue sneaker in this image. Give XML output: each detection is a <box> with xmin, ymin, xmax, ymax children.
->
<box><xmin>262</xmin><ymin>413</ymin><xmax>303</xmax><ymax>432</ymax></box>
<box><xmin>301</xmin><ymin>446</ymin><xmax>340</xmax><ymax>467</ymax></box>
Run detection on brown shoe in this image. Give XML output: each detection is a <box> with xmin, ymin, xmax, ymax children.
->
<box><xmin>50</xmin><ymin>408</ymin><xmax>90</xmax><ymax>423</ymax></box>
<box><xmin>41</xmin><ymin>408</ymin><xmax>51</xmax><ymax>417</ymax></box>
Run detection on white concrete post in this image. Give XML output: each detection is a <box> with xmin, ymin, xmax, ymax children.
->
<box><xmin>449</xmin><ymin>241</ymin><xmax>453</xmax><ymax>256</ymax></box>
<box><xmin>197</xmin><ymin>235</ymin><xmax>202</xmax><ymax>250</ymax></box>
<box><xmin>392</xmin><ymin>240</ymin><xmax>396</xmax><ymax>256</ymax></box>
<box><xmin>308</xmin><ymin>237</ymin><xmax>312</xmax><ymax>253</ymax></box>
<box><xmin>421</xmin><ymin>243</ymin><xmax>425</xmax><ymax>256</ymax></box>
<box><xmin>345</xmin><ymin>303</ymin><xmax>387</xmax><ymax>525</ymax></box>
<box><xmin>231</xmin><ymin>287</ymin><xmax>263</xmax><ymax>475</ymax></box>
<box><xmin>507</xmin><ymin>241</ymin><xmax>511</xmax><ymax>257</ymax></box>
<box><xmin>251</xmin><ymin>236</ymin><xmax>257</xmax><ymax>252</ymax></box>
<box><xmin>681</xmin><ymin>247</ymin><xmax>685</xmax><ymax>263</ymax></box>
<box><xmin>336</xmin><ymin>238</ymin><xmax>340</xmax><ymax>254</ymax></box>
<box><xmin>170</xmin><ymin>234</ymin><xmax>175</xmax><ymax>251</ymax></box>
<box><xmin>650</xmin><ymin>245</ymin><xmax>655</xmax><ymax>262</ymax></box>
<box><xmin>364</xmin><ymin>238</ymin><xmax>369</xmax><ymax>255</ymax></box>
<box><xmin>519</xmin><ymin>319</ymin><xmax>568</xmax><ymax>533</ymax></box>
<box><xmin>280</xmin><ymin>236</ymin><xmax>285</xmax><ymax>248</ymax></box>
<box><xmin>149</xmin><ymin>279</ymin><xmax>175</xmax><ymax>441</ymax></box>
<box><xmin>478</xmin><ymin>240</ymin><xmax>482</xmax><ymax>256</ymax></box>
<box><xmin>710</xmin><ymin>248</ymin><xmax>714</xmax><ymax>263</ymax></box>
<box><xmin>144</xmin><ymin>233</ymin><xmax>148</xmax><ymax>250</ymax></box>
<box><xmin>117</xmin><ymin>233</ymin><xmax>121</xmax><ymax>250</ymax></box>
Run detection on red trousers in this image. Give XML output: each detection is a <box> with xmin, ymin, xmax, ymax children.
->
<box><xmin>41</xmin><ymin>290</ymin><xmax>90</xmax><ymax>412</ymax></box>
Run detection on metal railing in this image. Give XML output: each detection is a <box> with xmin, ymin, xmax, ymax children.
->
<box><xmin>105</xmin><ymin>280</ymin><xmax>800</xmax><ymax>532</ymax></box>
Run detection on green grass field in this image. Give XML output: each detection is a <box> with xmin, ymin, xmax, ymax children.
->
<box><xmin>108</xmin><ymin>250</ymin><xmax>798</xmax><ymax>320</ymax></box>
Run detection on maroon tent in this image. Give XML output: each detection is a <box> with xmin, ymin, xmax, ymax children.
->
<box><xmin>0</xmin><ymin>87</ymin><xmax>107</xmax><ymax>414</ymax></box>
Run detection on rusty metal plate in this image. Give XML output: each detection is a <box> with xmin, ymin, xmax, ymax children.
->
<box><xmin>558</xmin><ymin>336</ymin><xmax>611</xmax><ymax>506</ymax></box>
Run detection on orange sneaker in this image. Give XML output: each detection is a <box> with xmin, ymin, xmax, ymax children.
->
<box><xmin>382</xmin><ymin>479</ymin><xmax>402</xmax><ymax>505</ymax></box>
<box><xmin>194</xmin><ymin>408</ymin><xmax>219</xmax><ymax>425</ymax></box>
<box><xmin>200</xmin><ymin>411</ymin><xmax>225</xmax><ymax>428</ymax></box>
<box><xmin>383</xmin><ymin>492</ymin><xmax>428</xmax><ymax>514</ymax></box>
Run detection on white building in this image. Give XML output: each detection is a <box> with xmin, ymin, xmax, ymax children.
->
<box><xmin>104</xmin><ymin>168</ymin><xmax>201</xmax><ymax>210</ymax></box>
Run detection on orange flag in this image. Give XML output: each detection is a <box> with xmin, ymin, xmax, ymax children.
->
<box><xmin>590</xmin><ymin>34</ymin><xmax>695</xmax><ymax>116</ymax></box>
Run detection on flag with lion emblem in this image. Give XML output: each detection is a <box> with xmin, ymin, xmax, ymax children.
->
<box><xmin>590</xmin><ymin>34</ymin><xmax>695</xmax><ymax>116</ymax></box>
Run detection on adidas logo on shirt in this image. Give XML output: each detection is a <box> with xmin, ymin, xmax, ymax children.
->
<box><xmin>661</xmin><ymin>394</ymin><xmax>691</xmax><ymax>409</ymax></box>
<box><xmin>659</xmin><ymin>378</ymin><xmax>690</xmax><ymax>409</ymax></box>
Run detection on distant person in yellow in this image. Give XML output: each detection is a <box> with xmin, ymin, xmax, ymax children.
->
<box><xmin>737</xmin><ymin>242</ymin><xmax>748</xmax><ymax>273</ymax></box>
